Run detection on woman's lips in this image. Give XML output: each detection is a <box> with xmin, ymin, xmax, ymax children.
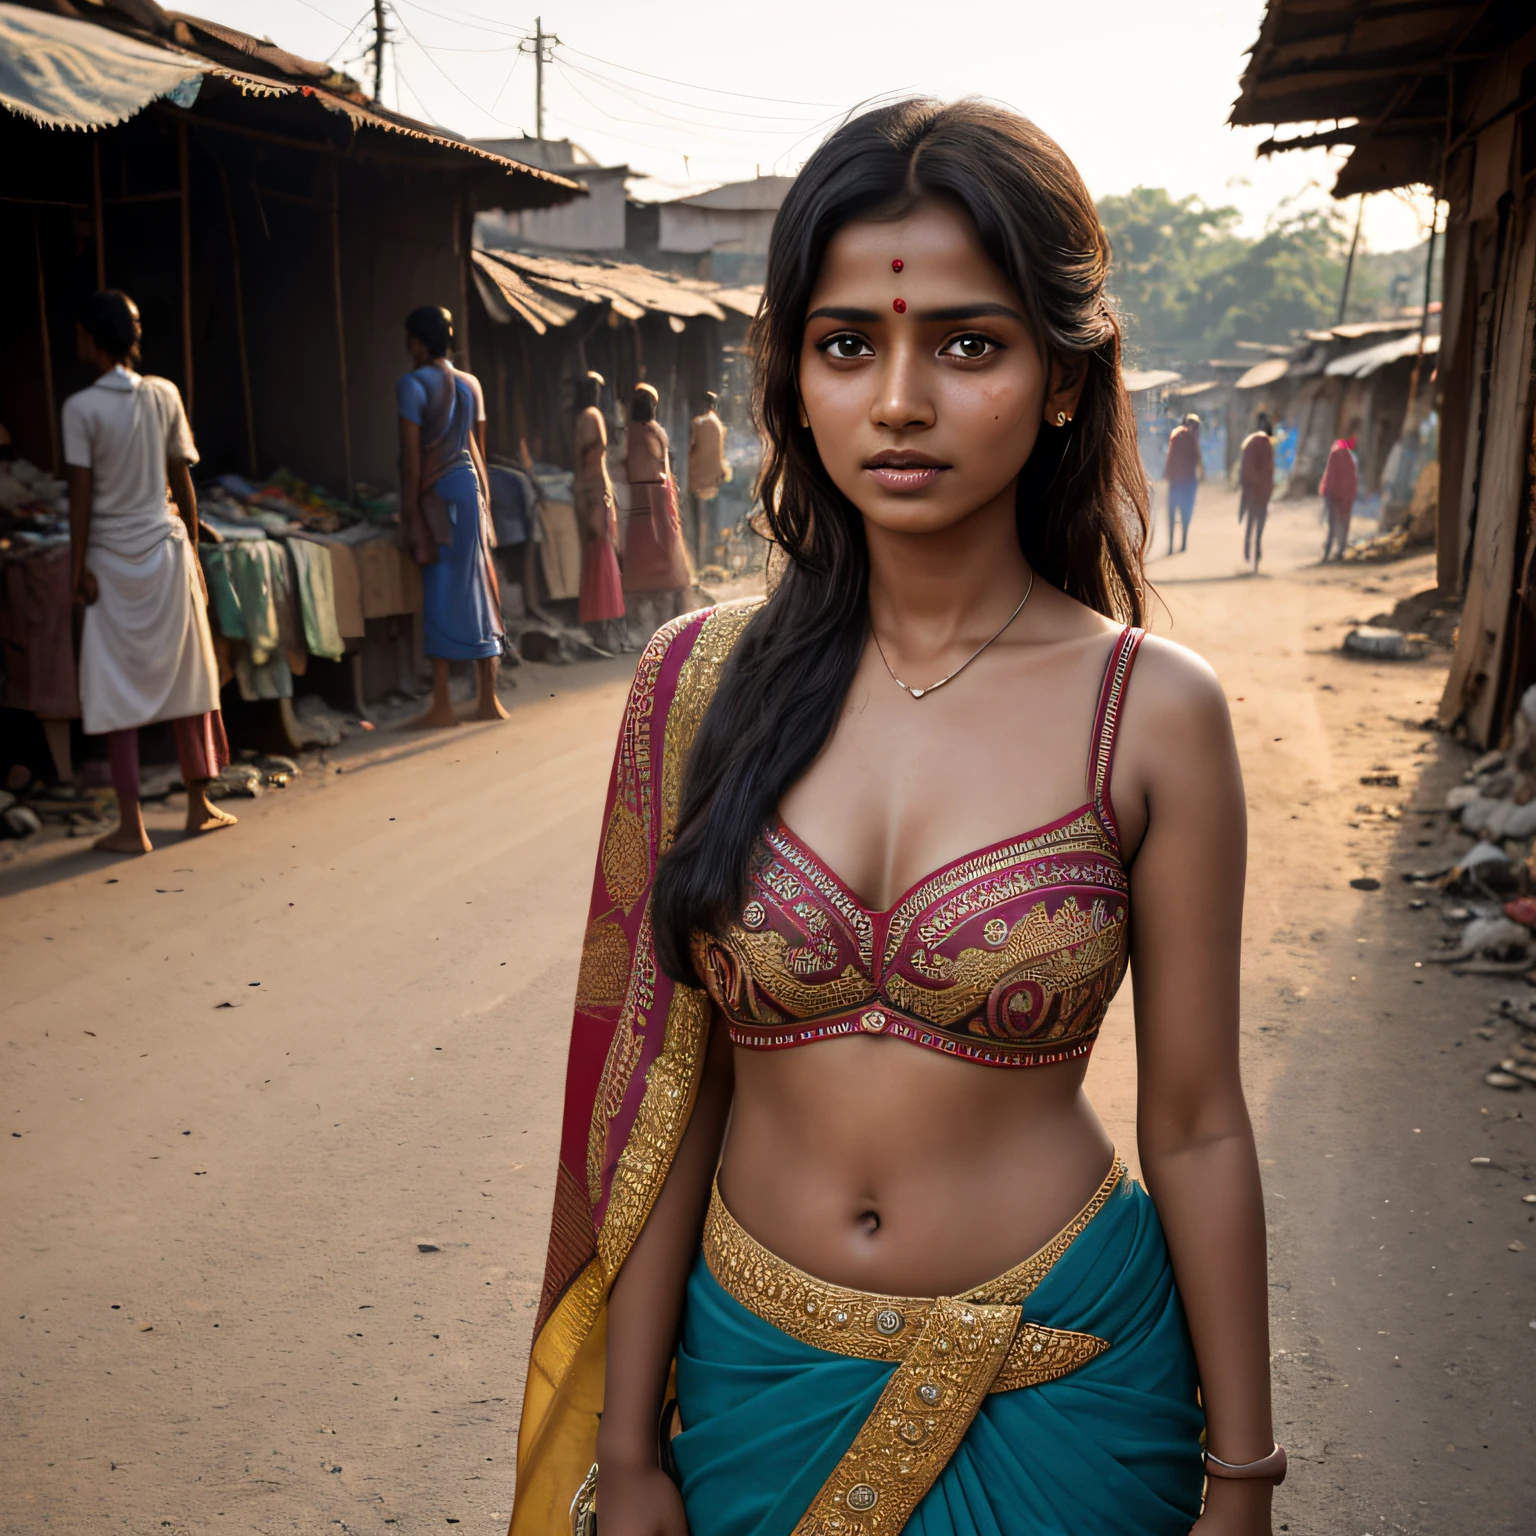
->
<box><xmin>865</xmin><ymin>463</ymin><xmax>947</xmax><ymax>492</ymax></box>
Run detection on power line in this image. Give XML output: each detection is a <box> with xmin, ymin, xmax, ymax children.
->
<box><xmin>393</xmin><ymin>0</ymin><xmax>529</xmax><ymax>40</ymax></box>
<box><xmin>562</xmin><ymin>42</ymin><xmax>841</xmax><ymax>110</ymax></box>
<box><xmin>390</xmin><ymin>5</ymin><xmax>527</xmax><ymax>128</ymax></box>
<box><xmin>559</xmin><ymin>57</ymin><xmax>827</xmax><ymax>126</ymax></box>
<box><xmin>553</xmin><ymin>60</ymin><xmax>814</xmax><ymax>143</ymax></box>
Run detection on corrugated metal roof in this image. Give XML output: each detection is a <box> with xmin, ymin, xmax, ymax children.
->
<box><xmin>0</xmin><ymin>2</ymin><xmax>581</xmax><ymax>198</ymax></box>
<box><xmin>1122</xmin><ymin>368</ymin><xmax>1183</xmax><ymax>393</ymax></box>
<box><xmin>473</xmin><ymin>247</ymin><xmax>763</xmax><ymax>330</ymax></box>
<box><xmin>1235</xmin><ymin>357</ymin><xmax>1292</xmax><ymax>390</ymax></box>
<box><xmin>1325</xmin><ymin>330</ymin><xmax>1440</xmax><ymax>377</ymax></box>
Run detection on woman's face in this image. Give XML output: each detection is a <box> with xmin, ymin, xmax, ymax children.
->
<box><xmin>798</xmin><ymin>196</ymin><xmax>1069</xmax><ymax>538</ymax></box>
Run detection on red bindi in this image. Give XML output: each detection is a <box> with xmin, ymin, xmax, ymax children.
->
<box><xmin>892</xmin><ymin>297</ymin><xmax>907</xmax><ymax>314</ymax></box>
<box><xmin>891</xmin><ymin>259</ymin><xmax>904</xmax><ymax>272</ymax></box>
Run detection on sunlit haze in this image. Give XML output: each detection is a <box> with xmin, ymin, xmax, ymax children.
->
<box><xmin>193</xmin><ymin>0</ymin><xmax>1435</xmax><ymax>253</ymax></box>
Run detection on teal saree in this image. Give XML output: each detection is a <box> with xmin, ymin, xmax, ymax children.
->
<box><xmin>673</xmin><ymin>1169</ymin><xmax>1205</xmax><ymax>1536</ymax></box>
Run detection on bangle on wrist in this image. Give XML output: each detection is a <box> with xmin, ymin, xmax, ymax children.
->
<box><xmin>1203</xmin><ymin>1442</ymin><xmax>1286</xmax><ymax>1485</ymax></box>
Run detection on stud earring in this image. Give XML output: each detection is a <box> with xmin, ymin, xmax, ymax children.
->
<box><xmin>798</xmin><ymin>398</ymin><xmax>810</xmax><ymax>429</ymax></box>
<box><xmin>1056</xmin><ymin>410</ymin><xmax>1071</xmax><ymax>427</ymax></box>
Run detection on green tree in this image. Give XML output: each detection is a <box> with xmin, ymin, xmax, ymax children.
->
<box><xmin>1099</xmin><ymin>188</ymin><xmax>1357</xmax><ymax>367</ymax></box>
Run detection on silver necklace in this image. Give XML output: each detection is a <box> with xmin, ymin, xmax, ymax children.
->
<box><xmin>869</xmin><ymin>571</ymin><xmax>1035</xmax><ymax>700</ymax></box>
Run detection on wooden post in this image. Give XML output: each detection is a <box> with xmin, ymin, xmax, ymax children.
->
<box><xmin>178</xmin><ymin>119</ymin><xmax>193</xmax><ymax>421</ymax></box>
<box><xmin>92</xmin><ymin>139</ymin><xmax>105</xmax><ymax>289</ymax></box>
<box><xmin>33</xmin><ymin>216</ymin><xmax>59</xmax><ymax>475</ymax></box>
<box><xmin>456</xmin><ymin>187</ymin><xmax>473</xmax><ymax>373</ymax></box>
<box><xmin>217</xmin><ymin>160</ymin><xmax>258</xmax><ymax>476</ymax></box>
<box><xmin>329</xmin><ymin>157</ymin><xmax>354</xmax><ymax>501</ymax></box>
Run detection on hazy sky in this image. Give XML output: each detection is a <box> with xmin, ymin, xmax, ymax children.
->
<box><xmin>193</xmin><ymin>0</ymin><xmax>1435</xmax><ymax>253</ymax></box>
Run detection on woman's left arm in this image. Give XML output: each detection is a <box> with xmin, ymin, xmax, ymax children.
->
<box><xmin>1124</xmin><ymin>640</ymin><xmax>1273</xmax><ymax>1536</ymax></box>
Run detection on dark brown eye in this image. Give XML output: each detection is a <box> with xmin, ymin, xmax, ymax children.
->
<box><xmin>820</xmin><ymin>333</ymin><xmax>874</xmax><ymax>359</ymax></box>
<box><xmin>944</xmin><ymin>334</ymin><xmax>996</xmax><ymax>360</ymax></box>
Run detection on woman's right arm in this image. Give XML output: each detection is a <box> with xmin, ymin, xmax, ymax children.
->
<box><xmin>597</xmin><ymin>1013</ymin><xmax>735</xmax><ymax>1536</ymax></box>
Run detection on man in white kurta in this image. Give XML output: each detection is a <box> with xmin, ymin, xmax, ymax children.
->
<box><xmin>63</xmin><ymin>292</ymin><xmax>233</xmax><ymax>852</ymax></box>
<box><xmin>65</xmin><ymin>366</ymin><xmax>219</xmax><ymax>732</ymax></box>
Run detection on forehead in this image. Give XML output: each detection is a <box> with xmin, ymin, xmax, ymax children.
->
<box><xmin>812</xmin><ymin>196</ymin><xmax>1015</xmax><ymax>299</ymax></box>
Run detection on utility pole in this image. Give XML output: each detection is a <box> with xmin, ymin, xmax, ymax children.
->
<box><xmin>371</xmin><ymin>0</ymin><xmax>387</xmax><ymax>103</ymax></box>
<box><xmin>1335</xmin><ymin>193</ymin><xmax>1365</xmax><ymax>326</ymax></box>
<box><xmin>519</xmin><ymin>17</ymin><xmax>559</xmax><ymax>141</ymax></box>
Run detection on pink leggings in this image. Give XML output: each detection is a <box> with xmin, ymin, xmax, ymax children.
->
<box><xmin>107</xmin><ymin>712</ymin><xmax>229</xmax><ymax>805</ymax></box>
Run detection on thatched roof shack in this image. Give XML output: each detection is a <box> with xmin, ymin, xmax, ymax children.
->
<box><xmin>1232</xmin><ymin>0</ymin><xmax>1536</xmax><ymax>747</ymax></box>
<box><xmin>1</xmin><ymin>0</ymin><xmax>581</xmax><ymax>498</ymax></box>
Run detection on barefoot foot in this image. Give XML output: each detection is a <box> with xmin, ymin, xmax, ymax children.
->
<box><xmin>407</xmin><ymin>701</ymin><xmax>460</xmax><ymax>729</ymax></box>
<box><xmin>186</xmin><ymin>803</ymin><xmax>239</xmax><ymax>835</ymax></box>
<box><xmin>474</xmin><ymin>694</ymin><xmax>511</xmax><ymax>722</ymax></box>
<box><xmin>94</xmin><ymin>824</ymin><xmax>153</xmax><ymax>855</ymax></box>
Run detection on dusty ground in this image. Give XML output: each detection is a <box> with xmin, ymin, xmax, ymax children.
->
<box><xmin>3</xmin><ymin>489</ymin><xmax>1532</xmax><ymax>1534</ymax></box>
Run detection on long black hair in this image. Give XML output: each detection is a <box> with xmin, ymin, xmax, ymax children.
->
<box><xmin>651</xmin><ymin>98</ymin><xmax>1149</xmax><ymax>984</ymax></box>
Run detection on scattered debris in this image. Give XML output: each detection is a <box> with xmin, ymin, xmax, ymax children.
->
<box><xmin>1350</xmin><ymin>876</ymin><xmax>1382</xmax><ymax>891</ymax></box>
<box><xmin>1</xmin><ymin>805</ymin><xmax>42</xmax><ymax>838</ymax></box>
<box><xmin>1343</xmin><ymin>625</ymin><xmax>1428</xmax><ymax>660</ymax></box>
<box><xmin>1359</xmin><ymin>772</ymin><xmax>1400</xmax><ymax>788</ymax></box>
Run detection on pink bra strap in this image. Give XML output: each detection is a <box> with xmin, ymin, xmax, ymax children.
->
<box><xmin>1089</xmin><ymin>627</ymin><xmax>1145</xmax><ymax>847</ymax></box>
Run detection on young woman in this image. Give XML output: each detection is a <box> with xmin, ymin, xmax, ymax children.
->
<box><xmin>622</xmin><ymin>383</ymin><xmax>693</xmax><ymax>630</ymax></box>
<box><xmin>64</xmin><ymin>289</ymin><xmax>234</xmax><ymax>854</ymax></box>
<box><xmin>574</xmin><ymin>370</ymin><xmax>627</xmax><ymax>653</ymax></box>
<box><xmin>397</xmin><ymin>304</ymin><xmax>507</xmax><ymax>728</ymax></box>
<box><xmin>509</xmin><ymin>100</ymin><xmax>1276</xmax><ymax>1536</ymax></box>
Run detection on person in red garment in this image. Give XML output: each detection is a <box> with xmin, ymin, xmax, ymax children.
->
<box><xmin>1318</xmin><ymin>426</ymin><xmax>1359</xmax><ymax>562</ymax></box>
<box><xmin>1237</xmin><ymin>414</ymin><xmax>1275</xmax><ymax>571</ymax></box>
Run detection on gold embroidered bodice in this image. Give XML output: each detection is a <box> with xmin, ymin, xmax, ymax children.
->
<box><xmin>692</xmin><ymin>627</ymin><xmax>1144</xmax><ymax>1068</ymax></box>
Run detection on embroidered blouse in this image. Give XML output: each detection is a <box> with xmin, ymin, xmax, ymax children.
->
<box><xmin>692</xmin><ymin>627</ymin><xmax>1144</xmax><ymax>1068</ymax></box>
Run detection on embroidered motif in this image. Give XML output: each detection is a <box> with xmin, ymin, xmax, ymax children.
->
<box><xmin>575</xmin><ymin>918</ymin><xmax>632</xmax><ymax>1010</ymax></box>
<box><xmin>698</xmin><ymin>630</ymin><xmax>1146</xmax><ymax>1070</ymax></box>
<box><xmin>600</xmin><ymin>803</ymin><xmax>648</xmax><ymax>914</ymax></box>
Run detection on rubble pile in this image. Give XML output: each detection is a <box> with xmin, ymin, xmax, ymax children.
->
<box><xmin>1417</xmin><ymin>684</ymin><xmax>1536</xmax><ymax>1091</ymax></box>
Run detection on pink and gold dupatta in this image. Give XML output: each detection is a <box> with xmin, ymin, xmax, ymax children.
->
<box><xmin>509</xmin><ymin>598</ymin><xmax>762</xmax><ymax>1536</ymax></box>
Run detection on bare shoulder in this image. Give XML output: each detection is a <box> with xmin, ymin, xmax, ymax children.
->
<box><xmin>1124</xmin><ymin>633</ymin><xmax>1235</xmax><ymax>758</ymax></box>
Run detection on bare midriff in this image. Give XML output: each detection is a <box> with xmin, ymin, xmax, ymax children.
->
<box><xmin>716</xmin><ymin>1033</ymin><xmax>1116</xmax><ymax>1298</ymax></box>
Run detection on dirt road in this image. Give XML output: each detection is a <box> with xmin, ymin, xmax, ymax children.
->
<box><xmin>3</xmin><ymin>488</ymin><xmax>1531</xmax><ymax>1534</ymax></box>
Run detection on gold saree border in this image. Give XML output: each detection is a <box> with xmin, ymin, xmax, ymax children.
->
<box><xmin>596</xmin><ymin>599</ymin><xmax>764</xmax><ymax>1281</ymax></box>
<box><xmin>702</xmin><ymin>1162</ymin><xmax>1117</xmax><ymax>1389</ymax></box>
<box><xmin>793</xmin><ymin>1296</ymin><xmax>1019</xmax><ymax>1536</ymax></box>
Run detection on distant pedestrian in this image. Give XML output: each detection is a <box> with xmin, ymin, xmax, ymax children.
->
<box><xmin>1164</xmin><ymin>412</ymin><xmax>1202</xmax><ymax>554</ymax></box>
<box><xmin>1238</xmin><ymin>412</ymin><xmax>1275</xmax><ymax>570</ymax></box>
<box><xmin>1319</xmin><ymin>426</ymin><xmax>1360</xmax><ymax>562</ymax></box>
<box><xmin>573</xmin><ymin>371</ymin><xmax>626</xmax><ymax>653</ymax></box>
<box><xmin>622</xmin><ymin>383</ymin><xmax>692</xmax><ymax>636</ymax></box>
<box><xmin>686</xmin><ymin>390</ymin><xmax>730</xmax><ymax>566</ymax></box>
<box><xmin>64</xmin><ymin>289</ymin><xmax>233</xmax><ymax>855</ymax></box>
<box><xmin>398</xmin><ymin>304</ymin><xmax>506</xmax><ymax>728</ymax></box>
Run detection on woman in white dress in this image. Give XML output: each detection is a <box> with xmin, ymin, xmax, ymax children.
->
<box><xmin>64</xmin><ymin>290</ymin><xmax>234</xmax><ymax>854</ymax></box>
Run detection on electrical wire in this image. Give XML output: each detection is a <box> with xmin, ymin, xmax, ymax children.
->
<box><xmin>553</xmin><ymin>60</ymin><xmax>814</xmax><ymax>143</ymax></box>
<box><xmin>558</xmin><ymin>57</ymin><xmax>827</xmax><ymax>126</ymax></box>
<box><xmin>562</xmin><ymin>42</ymin><xmax>841</xmax><ymax>110</ymax></box>
<box><xmin>393</xmin><ymin>0</ymin><xmax>530</xmax><ymax>40</ymax></box>
<box><xmin>389</xmin><ymin>5</ymin><xmax>527</xmax><ymax>129</ymax></box>
<box><xmin>326</xmin><ymin>7</ymin><xmax>376</xmax><ymax>65</ymax></box>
